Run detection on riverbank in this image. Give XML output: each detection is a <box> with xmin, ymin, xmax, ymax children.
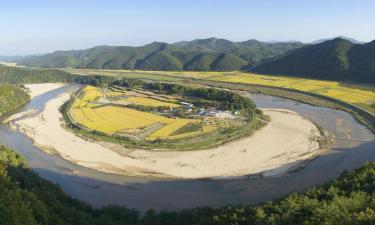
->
<box><xmin>25</xmin><ymin>83</ymin><xmax>67</xmax><ymax>98</ymax></box>
<box><xmin>11</xmin><ymin>85</ymin><xmax>327</xmax><ymax>178</ymax></box>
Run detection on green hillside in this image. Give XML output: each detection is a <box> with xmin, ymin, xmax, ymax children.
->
<box><xmin>183</xmin><ymin>52</ymin><xmax>220</xmax><ymax>71</ymax></box>
<box><xmin>0</xmin><ymin>65</ymin><xmax>74</xmax><ymax>83</ymax></box>
<box><xmin>253</xmin><ymin>38</ymin><xmax>375</xmax><ymax>82</ymax></box>
<box><xmin>17</xmin><ymin>38</ymin><xmax>304</xmax><ymax>71</ymax></box>
<box><xmin>135</xmin><ymin>51</ymin><xmax>183</xmax><ymax>71</ymax></box>
<box><xmin>0</xmin><ymin>65</ymin><xmax>117</xmax><ymax>85</ymax></box>
<box><xmin>210</xmin><ymin>53</ymin><xmax>249</xmax><ymax>71</ymax></box>
<box><xmin>0</xmin><ymin>84</ymin><xmax>29</xmax><ymax>116</ymax></box>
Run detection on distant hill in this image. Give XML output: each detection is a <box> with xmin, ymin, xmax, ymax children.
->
<box><xmin>0</xmin><ymin>55</ymin><xmax>24</xmax><ymax>62</ymax></box>
<box><xmin>312</xmin><ymin>36</ymin><xmax>364</xmax><ymax>44</ymax></box>
<box><xmin>252</xmin><ymin>38</ymin><xmax>375</xmax><ymax>82</ymax></box>
<box><xmin>17</xmin><ymin>38</ymin><xmax>304</xmax><ymax>71</ymax></box>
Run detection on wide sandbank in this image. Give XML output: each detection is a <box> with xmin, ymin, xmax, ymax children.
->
<box><xmin>11</xmin><ymin>84</ymin><xmax>326</xmax><ymax>179</ymax></box>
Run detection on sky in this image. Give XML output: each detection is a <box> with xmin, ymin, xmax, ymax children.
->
<box><xmin>0</xmin><ymin>0</ymin><xmax>374</xmax><ymax>55</ymax></box>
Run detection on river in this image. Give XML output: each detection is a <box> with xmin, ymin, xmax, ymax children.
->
<box><xmin>0</xmin><ymin>84</ymin><xmax>374</xmax><ymax>212</ymax></box>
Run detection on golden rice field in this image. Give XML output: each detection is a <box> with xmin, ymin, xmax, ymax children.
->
<box><xmin>70</xmin><ymin>85</ymin><xmax>217</xmax><ymax>139</ymax></box>
<box><xmin>105</xmin><ymin>91</ymin><xmax>125</xmax><ymax>97</ymax></box>
<box><xmin>123</xmin><ymin>97</ymin><xmax>179</xmax><ymax>108</ymax></box>
<box><xmin>210</xmin><ymin>73</ymin><xmax>375</xmax><ymax>114</ymax></box>
<box><xmin>65</xmin><ymin>69</ymin><xmax>375</xmax><ymax>115</ymax></box>
<box><xmin>72</xmin><ymin>106</ymin><xmax>173</xmax><ymax>134</ymax></box>
<box><xmin>80</xmin><ymin>86</ymin><xmax>101</xmax><ymax>102</ymax></box>
<box><xmin>147</xmin><ymin>121</ymin><xmax>218</xmax><ymax>141</ymax></box>
<box><xmin>147</xmin><ymin>120</ymin><xmax>197</xmax><ymax>140</ymax></box>
<box><xmin>122</xmin><ymin>70</ymin><xmax>375</xmax><ymax>114</ymax></box>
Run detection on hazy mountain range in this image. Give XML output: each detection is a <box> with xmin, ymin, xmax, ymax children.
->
<box><xmin>16</xmin><ymin>38</ymin><xmax>304</xmax><ymax>71</ymax></box>
<box><xmin>3</xmin><ymin>36</ymin><xmax>375</xmax><ymax>83</ymax></box>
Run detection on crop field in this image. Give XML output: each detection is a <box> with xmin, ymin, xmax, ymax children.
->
<box><xmin>147</xmin><ymin>120</ymin><xmax>219</xmax><ymax>141</ymax></box>
<box><xmin>80</xmin><ymin>86</ymin><xmax>101</xmax><ymax>102</ymax></box>
<box><xmin>166</xmin><ymin>126</ymin><xmax>218</xmax><ymax>140</ymax></box>
<box><xmin>65</xmin><ymin>68</ymin><xmax>375</xmax><ymax>115</ymax></box>
<box><xmin>70</xmin><ymin>85</ymin><xmax>219</xmax><ymax>139</ymax></box>
<box><xmin>147</xmin><ymin>120</ymin><xmax>197</xmax><ymax>140</ymax></box>
<box><xmin>124</xmin><ymin>97</ymin><xmax>179</xmax><ymax>108</ymax></box>
<box><xmin>209</xmin><ymin>73</ymin><xmax>375</xmax><ymax>114</ymax></box>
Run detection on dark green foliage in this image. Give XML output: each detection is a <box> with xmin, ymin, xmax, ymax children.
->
<box><xmin>0</xmin><ymin>84</ymin><xmax>29</xmax><ymax>116</ymax></box>
<box><xmin>135</xmin><ymin>52</ymin><xmax>183</xmax><ymax>71</ymax></box>
<box><xmin>253</xmin><ymin>38</ymin><xmax>375</xmax><ymax>83</ymax></box>
<box><xmin>347</xmin><ymin>40</ymin><xmax>375</xmax><ymax>82</ymax></box>
<box><xmin>0</xmin><ymin>145</ymin><xmax>26</xmax><ymax>167</ymax></box>
<box><xmin>0</xmin><ymin>145</ymin><xmax>140</xmax><ymax>225</ymax></box>
<box><xmin>183</xmin><ymin>52</ymin><xmax>220</xmax><ymax>71</ymax></box>
<box><xmin>17</xmin><ymin>38</ymin><xmax>304</xmax><ymax>71</ymax></box>
<box><xmin>174</xmin><ymin>38</ymin><xmax>304</xmax><ymax>67</ymax></box>
<box><xmin>112</xmin><ymin>77</ymin><xmax>146</xmax><ymax>88</ymax></box>
<box><xmin>210</xmin><ymin>53</ymin><xmax>249</xmax><ymax>71</ymax></box>
<box><xmin>0</xmin><ymin>65</ymin><xmax>75</xmax><ymax>83</ymax></box>
<box><xmin>0</xmin><ymin>65</ymin><xmax>117</xmax><ymax>86</ymax></box>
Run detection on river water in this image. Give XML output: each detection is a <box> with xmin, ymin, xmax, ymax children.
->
<box><xmin>0</xmin><ymin>84</ymin><xmax>374</xmax><ymax>212</ymax></box>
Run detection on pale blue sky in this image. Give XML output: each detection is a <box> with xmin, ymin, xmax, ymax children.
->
<box><xmin>1</xmin><ymin>0</ymin><xmax>374</xmax><ymax>55</ymax></box>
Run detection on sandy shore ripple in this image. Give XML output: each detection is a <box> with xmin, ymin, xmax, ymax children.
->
<box><xmin>12</xmin><ymin>86</ymin><xmax>324</xmax><ymax>179</ymax></box>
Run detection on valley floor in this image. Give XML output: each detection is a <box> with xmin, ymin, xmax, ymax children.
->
<box><xmin>8</xmin><ymin>84</ymin><xmax>326</xmax><ymax>179</ymax></box>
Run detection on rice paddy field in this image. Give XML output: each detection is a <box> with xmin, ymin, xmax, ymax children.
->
<box><xmin>144</xmin><ymin>71</ymin><xmax>375</xmax><ymax>114</ymax></box>
<box><xmin>209</xmin><ymin>73</ymin><xmax>375</xmax><ymax>114</ymax></box>
<box><xmin>69</xmin><ymin>85</ymin><xmax>219</xmax><ymax>141</ymax></box>
<box><xmin>124</xmin><ymin>97</ymin><xmax>179</xmax><ymax>108</ymax></box>
<box><xmin>64</xmin><ymin>68</ymin><xmax>375</xmax><ymax>115</ymax></box>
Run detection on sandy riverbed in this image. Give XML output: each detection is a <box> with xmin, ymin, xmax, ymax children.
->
<box><xmin>10</xmin><ymin>84</ymin><xmax>326</xmax><ymax>179</ymax></box>
<box><xmin>2</xmin><ymin>83</ymin><xmax>66</xmax><ymax>123</ymax></box>
<box><xmin>25</xmin><ymin>83</ymin><xmax>67</xmax><ymax>99</ymax></box>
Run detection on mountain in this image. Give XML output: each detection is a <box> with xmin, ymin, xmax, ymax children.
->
<box><xmin>252</xmin><ymin>38</ymin><xmax>375</xmax><ymax>82</ymax></box>
<box><xmin>17</xmin><ymin>38</ymin><xmax>304</xmax><ymax>71</ymax></box>
<box><xmin>0</xmin><ymin>55</ymin><xmax>24</xmax><ymax>62</ymax></box>
<box><xmin>312</xmin><ymin>36</ymin><xmax>364</xmax><ymax>44</ymax></box>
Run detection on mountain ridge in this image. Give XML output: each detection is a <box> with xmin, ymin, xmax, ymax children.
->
<box><xmin>252</xmin><ymin>37</ymin><xmax>375</xmax><ymax>82</ymax></box>
<box><xmin>16</xmin><ymin>38</ymin><xmax>304</xmax><ymax>71</ymax></box>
